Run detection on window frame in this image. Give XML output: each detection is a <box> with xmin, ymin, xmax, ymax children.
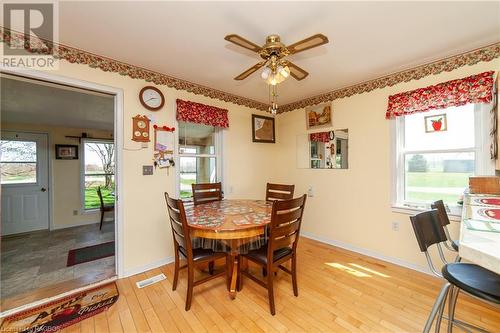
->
<box><xmin>175</xmin><ymin>122</ymin><xmax>223</xmax><ymax>200</ymax></box>
<box><xmin>391</xmin><ymin>103</ymin><xmax>494</xmax><ymax>216</ymax></box>
<box><xmin>0</xmin><ymin>139</ymin><xmax>39</xmax><ymax>186</ymax></box>
<box><xmin>81</xmin><ymin>138</ymin><xmax>115</xmax><ymax>212</ymax></box>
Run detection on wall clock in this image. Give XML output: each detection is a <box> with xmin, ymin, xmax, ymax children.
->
<box><xmin>139</xmin><ymin>86</ymin><xmax>165</xmax><ymax>111</ymax></box>
<box><xmin>132</xmin><ymin>115</ymin><xmax>151</xmax><ymax>142</ymax></box>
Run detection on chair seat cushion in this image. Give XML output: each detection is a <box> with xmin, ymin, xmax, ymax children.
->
<box><xmin>244</xmin><ymin>246</ymin><xmax>293</xmax><ymax>265</ymax></box>
<box><xmin>178</xmin><ymin>246</ymin><xmax>224</xmax><ymax>262</ymax></box>
<box><xmin>451</xmin><ymin>239</ymin><xmax>459</xmax><ymax>251</ymax></box>
<box><xmin>442</xmin><ymin>263</ymin><xmax>500</xmax><ymax>305</ymax></box>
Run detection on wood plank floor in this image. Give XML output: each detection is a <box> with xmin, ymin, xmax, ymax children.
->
<box><xmin>60</xmin><ymin>238</ymin><xmax>500</xmax><ymax>332</ymax></box>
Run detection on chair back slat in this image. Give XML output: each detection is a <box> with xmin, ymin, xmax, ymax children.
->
<box><xmin>266</xmin><ymin>183</ymin><xmax>295</xmax><ymax>201</ymax></box>
<box><xmin>164</xmin><ymin>192</ymin><xmax>192</xmax><ymax>256</ymax></box>
<box><xmin>192</xmin><ymin>182</ymin><xmax>222</xmax><ymax>205</ymax></box>
<box><xmin>268</xmin><ymin>194</ymin><xmax>307</xmax><ymax>255</ymax></box>
<box><xmin>431</xmin><ymin>200</ymin><xmax>451</xmax><ymax>227</ymax></box>
<box><xmin>410</xmin><ymin>210</ymin><xmax>447</xmax><ymax>252</ymax></box>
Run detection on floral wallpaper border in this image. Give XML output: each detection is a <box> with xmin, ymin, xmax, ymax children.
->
<box><xmin>279</xmin><ymin>43</ymin><xmax>500</xmax><ymax>113</ymax></box>
<box><xmin>1</xmin><ymin>27</ymin><xmax>498</xmax><ymax>115</ymax></box>
<box><xmin>0</xmin><ymin>27</ymin><xmax>269</xmax><ymax>111</ymax></box>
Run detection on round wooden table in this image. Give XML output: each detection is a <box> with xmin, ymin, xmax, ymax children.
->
<box><xmin>185</xmin><ymin>199</ymin><xmax>272</xmax><ymax>299</ymax></box>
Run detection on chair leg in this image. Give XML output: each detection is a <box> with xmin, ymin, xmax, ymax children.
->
<box><xmin>435</xmin><ymin>286</ymin><xmax>449</xmax><ymax>333</ymax></box>
<box><xmin>208</xmin><ymin>261</ymin><xmax>214</xmax><ymax>275</ymax></box>
<box><xmin>262</xmin><ymin>267</ymin><xmax>267</xmax><ymax>277</ymax></box>
<box><xmin>291</xmin><ymin>255</ymin><xmax>298</xmax><ymax>297</ymax></box>
<box><xmin>99</xmin><ymin>210</ymin><xmax>104</xmax><ymax>230</ymax></box>
<box><xmin>172</xmin><ymin>250</ymin><xmax>180</xmax><ymax>291</ymax></box>
<box><xmin>185</xmin><ymin>266</ymin><xmax>194</xmax><ymax>311</ymax></box>
<box><xmin>424</xmin><ymin>283</ymin><xmax>451</xmax><ymax>333</ymax></box>
<box><xmin>267</xmin><ymin>265</ymin><xmax>276</xmax><ymax>316</ymax></box>
<box><xmin>447</xmin><ymin>287</ymin><xmax>459</xmax><ymax>333</ymax></box>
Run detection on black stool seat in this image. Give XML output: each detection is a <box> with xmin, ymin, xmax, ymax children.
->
<box><xmin>442</xmin><ymin>263</ymin><xmax>500</xmax><ymax>305</ymax></box>
<box><xmin>451</xmin><ymin>239</ymin><xmax>459</xmax><ymax>251</ymax></box>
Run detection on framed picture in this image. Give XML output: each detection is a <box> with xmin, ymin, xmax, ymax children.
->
<box><xmin>306</xmin><ymin>103</ymin><xmax>332</xmax><ymax>129</ymax></box>
<box><xmin>424</xmin><ymin>113</ymin><xmax>448</xmax><ymax>133</ymax></box>
<box><xmin>252</xmin><ymin>114</ymin><xmax>275</xmax><ymax>143</ymax></box>
<box><xmin>55</xmin><ymin>144</ymin><xmax>79</xmax><ymax>159</ymax></box>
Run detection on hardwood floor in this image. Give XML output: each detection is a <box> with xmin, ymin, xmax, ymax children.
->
<box><xmin>58</xmin><ymin>238</ymin><xmax>499</xmax><ymax>333</ymax></box>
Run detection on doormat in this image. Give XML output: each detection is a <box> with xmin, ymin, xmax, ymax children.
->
<box><xmin>67</xmin><ymin>241</ymin><xmax>115</xmax><ymax>267</ymax></box>
<box><xmin>0</xmin><ymin>282</ymin><xmax>119</xmax><ymax>333</ymax></box>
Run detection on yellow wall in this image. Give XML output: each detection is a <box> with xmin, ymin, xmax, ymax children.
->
<box><xmin>1</xmin><ymin>123</ymin><xmax>113</xmax><ymax>229</ymax></box>
<box><xmin>11</xmin><ymin>61</ymin><xmax>277</xmax><ymax>275</ymax></box>
<box><xmin>274</xmin><ymin>60</ymin><xmax>500</xmax><ymax>272</ymax></box>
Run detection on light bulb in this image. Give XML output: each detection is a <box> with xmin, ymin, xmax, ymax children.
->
<box><xmin>280</xmin><ymin>66</ymin><xmax>290</xmax><ymax>78</ymax></box>
<box><xmin>261</xmin><ymin>67</ymin><xmax>271</xmax><ymax>80</ymax></box>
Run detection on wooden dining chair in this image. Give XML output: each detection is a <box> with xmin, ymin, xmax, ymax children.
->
<box><xmin>191</xmin><ymin>182</ymin><xmax>223</xmax><ymax>205</ymax></box>
<box><xmin>97</xmin><ymin>186</ymin><xmax>114</xmax><ymax>230</ymax></box>
<box><xmin>265</xmin><ymin>183</ymin><xmax>295</xmax><ymax>201</ymax></box>
<box><xmin>164</xmin><ymin>192</ymin><xmax>226</xmax><ymax>311</ymax></box>
<box><xmin>241</xmin><ymin>194</ymin><xmax>307</xmax><ymax>315</ymax></box>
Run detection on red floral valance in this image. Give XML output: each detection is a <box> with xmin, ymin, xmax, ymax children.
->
<box><xmin>310</xmin><ymin>132</ymin><xmax>330</xmax><ymax>143</ymax></box>
<box><xmin>385</xmin><ymin>71</ymin><xmax>495</xmax><ymax>119</ymax></box>
<box><xmin>176</xmin><ymin>99</ymin><xmax>229</xmax><ymax>128</ymax></box>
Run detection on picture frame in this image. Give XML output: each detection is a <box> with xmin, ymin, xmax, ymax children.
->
<box><xmin>252</xmin><ymin>114</ymin><xmax>275</xmax><ymax>143</ymax></box>
<box><xmin>306</xmin><ymin>103</ymin><xmax>332</xmax><ymax>129</ymax></box>
<box><xmin>55</xmin><ymin>144</ymin><xmax>79</xmax><ymax>160</ymax></box>
<box><xmin>424</xmin><ymin>113</ymin><xmax>448</xmax><ymax>133</ymax></box>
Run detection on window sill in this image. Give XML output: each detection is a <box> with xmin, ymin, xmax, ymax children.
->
<box><xmin>391</xmin><ymin>204</ymin><xmax>462</xmax><ymax>222</ymax></box>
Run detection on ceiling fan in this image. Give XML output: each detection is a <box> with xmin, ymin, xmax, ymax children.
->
<box><xmin>224</xmin><ymin>33</ymin><xmax>329</xmax><ymax>82</ymax></box>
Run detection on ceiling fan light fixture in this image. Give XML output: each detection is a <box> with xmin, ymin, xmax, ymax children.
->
<box><xmin>279</xmin><ymin>65</ymin><xmax>290</xmax><ymax>78</ymax></box>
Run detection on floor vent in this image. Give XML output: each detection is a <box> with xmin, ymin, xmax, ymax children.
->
<box><xmin>135</xmin><ymin>274</ymin><xmax>166</xmax><ymax>289</ymax></box>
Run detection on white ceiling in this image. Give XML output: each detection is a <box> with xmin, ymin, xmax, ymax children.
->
<box><xmin>4</xmin><ymin>2</ymin><xmax>499</xmax><ymax>106</ymax></box>
<box><xmin>1</xmin><ymin>76</ymin><xmax>114</xmax><ymax>130</ymax></box>
<box><xmin>55</xmin><ymin>1</ymin><xmax>500</xmax><ymax>105</ymax></box>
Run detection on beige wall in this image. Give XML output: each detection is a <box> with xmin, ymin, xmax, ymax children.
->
<box><xmin>274</xmin><ymin>60</ymin><xmax>500</xmax><ymax>272</ymax></box>
<box><xmin>1</xmin><ymin>123</ymin><xmax>113</xmax><ymax>229</ymax></box>
<box><xmin>7</xmin><ymin>61</ymin><xmax>277</xmax><ymax>275</ymax></box>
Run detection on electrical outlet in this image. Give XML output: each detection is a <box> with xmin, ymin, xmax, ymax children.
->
<box><xmin>307</xmin><ymin>186</ymin><xmax>314</xmax><ymax>197</ymax></box>
<box><xmin>143</xmin><ymin>165</ymin><xmax>154</xmax><ymax>175</ymax></box>
<box><xmin>392</xmin><ymin>222</ymin><xmax>400</xmax><ymax>231</ymax></box>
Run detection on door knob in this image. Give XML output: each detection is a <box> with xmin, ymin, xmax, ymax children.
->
<box><xmin>41</xmin><ymin>188</ymin><xmax>47</xmax><ymax>192</ymax></box>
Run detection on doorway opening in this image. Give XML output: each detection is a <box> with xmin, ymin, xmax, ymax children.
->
<box><xmin>0</xmin><ymin>72</ymin><xmax>121</xmax><ymax>312</ymax></box>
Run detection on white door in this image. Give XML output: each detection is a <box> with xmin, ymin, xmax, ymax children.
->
<box><xmin>1</xmin><ymin>131</ymin><xmax>49</xmax><ymax>235</ymax></box>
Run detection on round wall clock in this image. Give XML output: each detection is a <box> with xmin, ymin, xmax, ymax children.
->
<box><xmin>139</xmin><ymin>86</ymin><xmax>165</xmax><ymax>111</ymax></box>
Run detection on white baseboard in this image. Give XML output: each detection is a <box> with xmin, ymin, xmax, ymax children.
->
<box><xmin>50</xmin><ymin>219</ymin><xmax>113</xmax><ymax>230</ymax></box>
<box><xmin>122</xmin><ymin>256</ymin><xmax>174</xmax><ymax>278</ymax></box>
<box><xmin>301</xmin><ymin>232</ymin><xmax>433</xmax><ymax>276</ymax></box>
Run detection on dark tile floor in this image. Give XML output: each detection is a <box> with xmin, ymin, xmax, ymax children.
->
<box><xmin>1</xmin><ymin>222</ymin><xmax>115</xmax><ymax>300</ymax></box>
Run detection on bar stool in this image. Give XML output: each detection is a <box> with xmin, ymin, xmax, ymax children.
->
<box><xmin>431</xmin><ymin>200</ymin><xmax>459</xmax><ymax>253</ymax></box>
<box><xmin>410</xmin><ymin>210</ymin><xmax>499</xmax><ymax>332</ymax></box>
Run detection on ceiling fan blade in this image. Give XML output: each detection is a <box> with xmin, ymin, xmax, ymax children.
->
<box><xmin>287</xmin><ymin>34</ymin><xmax>329</xmax><ymax>55</ymax></box>
<box><xmin>234</xmin><ymin>62</ymin><xmax>266</xmax><ymax>80</ymax></box>
<box><xmin>224</xmin><ymin>34</ymin><xmax>262</xmax><ymax>53</ymax></box>
<box><xmin>285</xmin><ymin>61</ymin><xmax>309</xmax><ymax>80</ymax></box>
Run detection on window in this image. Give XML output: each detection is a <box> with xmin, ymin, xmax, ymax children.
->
<box><xmin>82</xmin><ymin>140</ymin><xmax>115</xmax><ymax>210</ymax></box>
<box><xmin>178</xmin><ymin>121</ymin><xmax>222</xmax><ymax>199</ymax></box>
<box><xmin>393</xmin><ymin>104</ymin><xmax>493</xmax><ymax>213</ymax></box>
<box><xmin>1</xmin><ymin>140</ymin><xmax>37</xmax><ymax>184</ymax></box>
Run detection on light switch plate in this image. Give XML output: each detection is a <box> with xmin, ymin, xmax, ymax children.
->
<box><xmin>143</xmin><ymin>165</ymin><xmax>154</xmax><ymax>175</ymax></box>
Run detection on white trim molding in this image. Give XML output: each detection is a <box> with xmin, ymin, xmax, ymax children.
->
<box><xmin>122</xmin><ymin>256</ymin><xmax>174</xmax><ymax>278</ymax></box>
<box><xmin>301</xmin><ymin>232</ymin><xmax>434</xmax><ymax>276</ymax></box>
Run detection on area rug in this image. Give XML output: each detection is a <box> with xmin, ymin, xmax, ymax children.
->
<box><xmin>67</xmin><ymin>241</ymin><xmax>115</xmax><ymax>267</ymax></box>
<box><xmin>0</xmin><ymin>282</ymin><xmax>119</xmax><ymax>333</ymax></box>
